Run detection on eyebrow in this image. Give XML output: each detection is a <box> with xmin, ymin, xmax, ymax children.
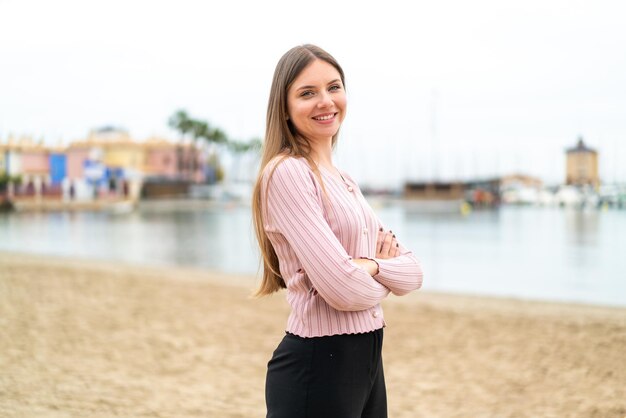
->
<box><xmin>295</xmin><ymin>79</ymin><xmax>341</xmax><ymax>91</ymax></box>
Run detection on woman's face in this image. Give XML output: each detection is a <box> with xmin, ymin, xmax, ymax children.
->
<box><xmin>287</xmin><ymin>59</ymin><xmax>346</xmax><ymax>144</ymax></box>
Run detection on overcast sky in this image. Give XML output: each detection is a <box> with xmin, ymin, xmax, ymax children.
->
<box><xmin>1</xmin><ymin>0</ymin><xmax>625</xmax><ymax>187</ymax></box>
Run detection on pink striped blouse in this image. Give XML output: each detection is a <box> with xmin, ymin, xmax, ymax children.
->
<box><xmin>261</xmin><ymin>156</ymin><xmax>423</xmax><ymax>338</ymax></box>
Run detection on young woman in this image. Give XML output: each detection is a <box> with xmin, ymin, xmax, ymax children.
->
<box><xmin>252</xmin><ymin>44</ymin><xmax>424</xmax><ymax>418</ymax></box>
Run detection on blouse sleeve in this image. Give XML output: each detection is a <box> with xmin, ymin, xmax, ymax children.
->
<box><xmin>371</xmin><ymin>219</ymin><xmax>424</xmax><ymax>296</ymax></box>
<box><xmin>263</xmin><ymin>158</ymin><xmax>390</xmax><ymax>311</ymax></box>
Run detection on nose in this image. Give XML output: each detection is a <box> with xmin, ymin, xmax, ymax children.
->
<box><xmin>317</xmin><ymin>91</ymin><xmax>333</xmax><ymax>108</ymax></box>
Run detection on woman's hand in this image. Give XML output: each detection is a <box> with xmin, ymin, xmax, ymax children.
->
<box><xmin>352</xmin><ymin>229</ymin><xmax>401</xmax><ymax>276</ymax></box>
<box><xmin>376</xmin><ymin>228</ymin><xmax>401</xmax><ymax>259</ymax></box>
<box><xmin>352</xmin><ymin>258</ymin><xmax>379</xmax><ymax>276</ymax></box>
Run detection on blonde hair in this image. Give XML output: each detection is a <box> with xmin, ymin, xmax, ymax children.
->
<box><xmin>252</xmin><ymin>44</ymin><xmax>345</xmax><ymax>296</ymax></box>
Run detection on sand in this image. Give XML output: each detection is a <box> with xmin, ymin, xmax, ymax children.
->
<box><xmin>1</xmin><ymin>251</ymin><xmax>625</xmax><ymax>418</ymax></box>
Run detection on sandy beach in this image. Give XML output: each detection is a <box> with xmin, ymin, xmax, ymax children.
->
<box><xmin>1</xmin><ymin>251</ymin><xmax>625</xmax><ymax>418</ymax></box>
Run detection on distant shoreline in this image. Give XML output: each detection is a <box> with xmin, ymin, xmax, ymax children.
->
<box><xmin>3</xmin><ymin>194</ymin><xmax>626</xmax><ymax>214</ymax></box>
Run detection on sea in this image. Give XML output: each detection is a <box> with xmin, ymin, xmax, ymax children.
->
<box><xmin>1</xmin><ymin>201</ymin><xmax>624</xmax><ymax>308</ymax></box>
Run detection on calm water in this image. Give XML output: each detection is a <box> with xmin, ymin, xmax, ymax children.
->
<box><xmin>1</xmin><ymin>203</ymin><xmax>624</xmax><ymax>307</ymax></box>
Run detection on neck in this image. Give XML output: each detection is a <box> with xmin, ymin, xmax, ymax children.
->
<box><xmin>310</xmin><ymin>137</ymin><xmax>333</xmax><ymax>169</ymax></box>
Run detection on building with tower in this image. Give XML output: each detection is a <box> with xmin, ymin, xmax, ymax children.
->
<box><xmin>566</xmin><ymin>137</ymin><xmax>599</xmax><ymax>189</ymax></box>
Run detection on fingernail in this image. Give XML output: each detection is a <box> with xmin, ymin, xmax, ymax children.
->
<box><xmin>396</xmin><ymin>243</ymin><xmax>399</xmax><ymax>247</ymax></box>
<box><xmin>389</xmin><ymin>230</ymin><xmax>393</xmax><ymax>233</ymax></box>
<box><xmin>392</xmin><ymin>234</ymin><xmax>396</xmax><ymax>238</ymax></box>
<box><xmin>379</xmin><ymin>227</ymin><xmax>383</xmax><ymax>231</ymax></box>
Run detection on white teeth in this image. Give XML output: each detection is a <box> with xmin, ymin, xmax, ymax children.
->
<box><xmin>314</xmin><ymin>114</ymin><xmax>334</xmax><ymax>121</ymax></box>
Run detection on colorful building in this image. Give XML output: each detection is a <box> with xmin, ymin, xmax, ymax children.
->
<box><xmin>49</xmin><ymin>152</ymin><xmax>67</xmax><ymax>185</ymax></box>
<box><xmin>20</xmin><ymin>140</ymin><xmax>50</xmax><ymax>188</ymax></box>
<box><xmin>143</xmin><ymin>137</ymin><xmax>180</xmax><ymax>178</ymax></box>
<box><xmin>0</xmin><ymin>136</ymin><xmax>65</xmax><ymax>197</ymax></box>
<box><xmin>143</xmin><ymin>136</ymin><xmax>206</xmax><ymax>182</ymax></box>
<box><xmin>1</xmin><ymin>128</ymin><xmax>208</xmax><ymax>202</ymax></box>
<box><xmin>91</xmin><ymin>128</ymin><xmax>145</xmax><ymax>176</ymax></box>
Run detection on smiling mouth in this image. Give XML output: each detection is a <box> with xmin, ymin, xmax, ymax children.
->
<box><xmin>312</xmin><ymin>113</ymin><xmax>337</xmax><ymax>121</ymax></box>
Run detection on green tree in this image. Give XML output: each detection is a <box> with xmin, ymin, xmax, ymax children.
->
<box><xmin>168</xmin><ymin>110</ymin><xmax>195</xmax><ymax>140</ymax></box>
<box><xmin>168</xmin><ymin>110</ymin><xmax>262</xmax><ymax>183</ymax></box>
<box><xmin>0</xmin><ymin>173</ymin><xmax>21</xmax><ymax>190</ymax></box>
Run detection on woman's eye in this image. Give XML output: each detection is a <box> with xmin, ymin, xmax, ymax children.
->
<box><xmin>300</xmin><ymin>90</ymin><xmax>314</xmax><ymax>97</ymax></box>
<box><xmin>329</xmin><ymin>84</ymin><xmax>341</xmax><ymax>91</ymax></box>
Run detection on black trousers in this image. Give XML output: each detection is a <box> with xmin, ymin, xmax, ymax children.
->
<box><xmin>265</xmin><ymin>328</ymin><xmax>387</xmax><ymax>418</ymax></box>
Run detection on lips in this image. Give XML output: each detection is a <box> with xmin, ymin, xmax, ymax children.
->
<box><xmin>312</xmin><ymin>112</ymin><xmax>337</xmax><ymax>121</ymax></box>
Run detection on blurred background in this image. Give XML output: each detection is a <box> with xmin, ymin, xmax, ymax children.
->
<box><xmin>1</xmin><ymin>0</ymin><xmax>625</xmax><ymax>307</ymax></box>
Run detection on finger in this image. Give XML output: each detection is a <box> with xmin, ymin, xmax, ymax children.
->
<box><xmin>387</xmin><ymin>233</ymin><xmax>401</xmax><ymax>257</ymax></box>
<box><xmin>392</xmin><ymin>241</ymin><xmax>401</xmax><ymax>257</ymax></box>
<box><xmin>380</xmin><ymin>230</ymin><xmax>394</xmax><ymax>256</ymax></box>
<box><xmin>375</xmin><ymin>231</ymin><xmax>388</xmax><ymax>258</ymax></box>
<box><xmin>390</xmin><ymin>234</ymin><xmax>399</xmax><ymax>257</ymax></box>
<box><xmin>376</xmin><ymin>227</ymin><xmax>384</xmax><ymax>253</ymax></box>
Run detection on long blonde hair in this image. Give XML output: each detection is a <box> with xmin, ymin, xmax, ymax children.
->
<box><xmin>252</xmin><ymin>44</ymin><xmax>346</xmax><ymax>296</ymax></box>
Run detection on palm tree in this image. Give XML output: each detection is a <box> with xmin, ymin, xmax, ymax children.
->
<box><xmin>168</xmin><ymin>110</ymin><xmax>262</xmax><ymax>184</ymax></box>
<box><xmin>168</xmin><ymin>110</ymin><xmax>195</xmax><ymax>140</ymax></box>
